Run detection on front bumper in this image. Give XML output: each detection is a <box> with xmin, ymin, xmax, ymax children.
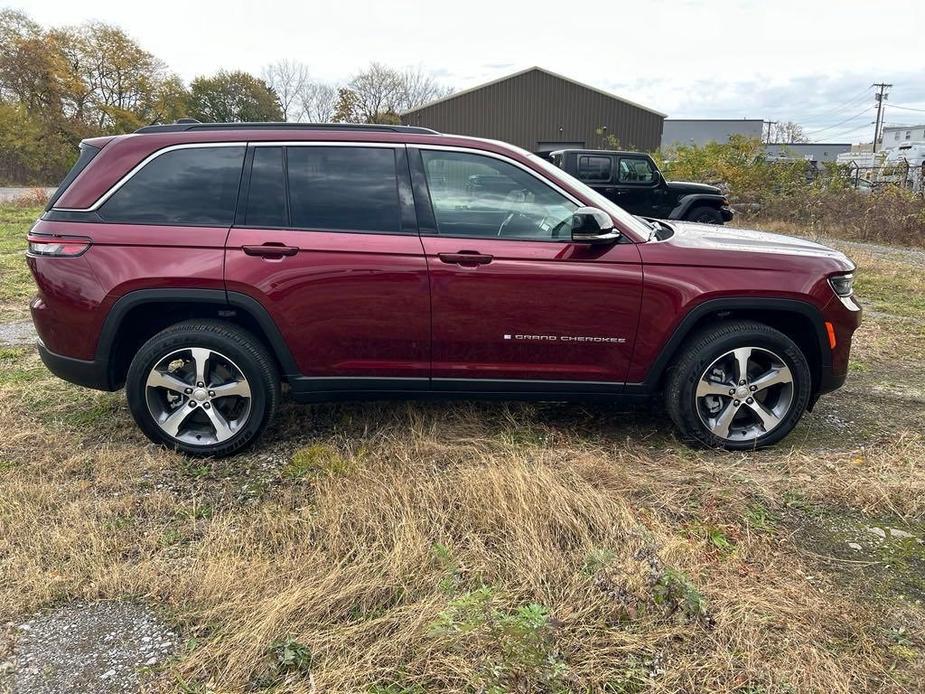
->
<box><xmin>720</xmin><ymin>206</ymin><xmax>734</xmax><ymax>222</ymax></box>
<box><xmin>37</xmin><ymin>339</ymin><xmax>115</xmax><ymax>391</ymax></box>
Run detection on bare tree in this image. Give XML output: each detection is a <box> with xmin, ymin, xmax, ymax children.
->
<box><xmin>300</xmin><ymin>81</ymin><xmax>338</xmax><ymax>123</ymax></box>
<box><xmin>767</xmin><ymin>120</ymin><xmax>809</xmax><ymax>144</ymax></box>
<box><xmin>348</xmin><ymin>62</ymin><xmax>403</xmax><ymax>122</ymax></box>
<box><xmin>262</xmin><ymin>59</ymin><xmax>309</xmax><ymax>121</ymax></box>
<box><xmin>347</xmin><ymin>62</ymin><xmax>451</xmax><ymax>122</ymax></box>
<box><xmin>395</xmin><ymin>66</ymin><xmax>452</xmax><ymax>112</ymax></box>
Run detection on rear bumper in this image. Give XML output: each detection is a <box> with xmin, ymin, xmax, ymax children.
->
<box><xmin>37</xmin><ymin>339</ymin><xmax>115</xmax><ymax>391</ymax></box>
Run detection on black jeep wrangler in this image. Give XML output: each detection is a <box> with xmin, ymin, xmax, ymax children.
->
<box><xmin>549</xmin><ymin>149</ymin><xmax>734</xmax><ymax>224</ymax></box>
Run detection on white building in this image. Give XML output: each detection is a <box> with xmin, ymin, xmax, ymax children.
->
<box><xmin>881</xmin><ymin>124</ymin><xmax>925</xmax><ymax>149</ymax></box>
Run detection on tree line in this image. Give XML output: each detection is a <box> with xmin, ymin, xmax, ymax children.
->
<box><xmin>0</xmin><ymin>9</ymin><xmax>451</xmax><ymax>184</ymax></box>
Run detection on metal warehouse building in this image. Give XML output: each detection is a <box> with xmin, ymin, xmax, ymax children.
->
<box><xmin>401</xmin><ymin>66</ymin><xmax>666</xmax><ymax>154</ymax></box>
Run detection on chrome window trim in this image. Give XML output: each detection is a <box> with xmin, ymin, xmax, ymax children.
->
<box><xmin>413</xmin><ymin>144</ymin><xmax>582</xmax><ymax>206</ymax></box>
<box><xmin>251</xmin><ymin>141</ymin><xmax>403</xmax><ymax>148</ymax></box>
<box><xmin>54</xmin><ymin>142</ymin><xmax>247</xmax><ymax>212</ymax></box>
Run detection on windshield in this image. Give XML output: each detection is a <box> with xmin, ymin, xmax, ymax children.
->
<box><xmin>526</xmin><ymin>153</ymin><xmax>654</xmax><ymax>239</ymax></box>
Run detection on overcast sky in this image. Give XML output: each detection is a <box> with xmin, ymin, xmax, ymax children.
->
<box><xmin>12</xmin><ymin>0</ymin><xmax>925</xmax><ymax>143</ymax></box>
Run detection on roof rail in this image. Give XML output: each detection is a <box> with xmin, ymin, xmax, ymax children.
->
<box><xmin>134</xmin><ymin>121</ymin><xmax>440</xmax><ymax>135</ymax></box>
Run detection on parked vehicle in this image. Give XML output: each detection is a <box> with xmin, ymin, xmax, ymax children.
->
<box><xmin>548</xmin><ymin>149</ymin><xmax>734</xmax><ymax>224</ymax></box>
<box><xmin>28</xmin><ymin>122</ymin><xmax>860</xmax><ymax>456</ymax></box>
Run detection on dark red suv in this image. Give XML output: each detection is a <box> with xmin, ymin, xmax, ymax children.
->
<box><xmin>27</xmin><ymin>122</ymin><xmax>861</xmax><ymax>456</ymax></box>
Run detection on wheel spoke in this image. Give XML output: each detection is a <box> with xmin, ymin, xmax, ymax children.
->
<box><xmin>204</xmin><ymin>405</ymin><xmax>235</xmax><ymax>442</ymax></box>
<box><xmin>146</xmin><ymin>370</ymin><xmax>189</xmax><ymax>394</ymax></box>
<box><xmin>750</xmin><ymin>366</ymin><xmax>792</xmax><ymax>393</ymax></box>
<box><xmin>160</xmin><ymin>404</ymin><xmax>194</xmax><ymax>437</ymax></box>
<box><xmin>697</xmin><ymin>379</ymin><xmax>732</xmax><ymax>398</ymax></box>
<box><xmin>190</xmin><ymin>348</ymin><xmax>211</xmax><ymax>386</ymax></box>
<box><xmin>210</xmin><ymin>379</ymin><xmax>251</xmax><ymax>399</ymax></box>
<box><xmin>732</xmin><ymin>347</ymin><xmax>752</xmax><ymax>383</ymax></box>
<box><xmin>747</xmin><ymin>399</ymin><xmax>782</xmax><ymax>432</ymax></box>
<box><xmin>710</xmin><ymin>401</ymin><xmax>737</xmax><ymax>438</ymax></box>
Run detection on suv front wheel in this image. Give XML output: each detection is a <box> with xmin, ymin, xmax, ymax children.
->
<box><xmin>126</xmin><ymin>320</ymin><xmax>279</xmax><ymax>457</ymax></box>
<box><xmin>665</xmin><ymin>320</ymin><xmax>811</xmax><ymax>449</ymax></box>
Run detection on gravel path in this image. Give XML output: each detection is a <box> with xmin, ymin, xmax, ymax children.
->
<box><xmin>2</xmin><ymin>602</ymin><xmax>178</xmax><ymax>694</ymax></box>
<box><xmin>821</xmin><ymin>237</ymin><xmax>925</xmax><ymax>269</ymax></box>
<box><xmin>0</xmin><ymin>320</ymin><xmax>35</xmax><ymax>347</ymax></box>
<box><xmin>0</xmin><ymin>187</ymin><xmax>55</xmax><ymax>204</ymax></box>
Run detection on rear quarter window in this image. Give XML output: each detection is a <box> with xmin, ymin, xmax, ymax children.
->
<box><xmin>98</xmin><ymin>146</ymin><xmax>245</xmax><ymax>225</ymax></box>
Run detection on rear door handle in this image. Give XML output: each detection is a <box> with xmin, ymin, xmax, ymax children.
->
<box><xmin>242</xmin><ymin>243</ymin><xmax>299</xmax><ymax>258</ymax></box>
<box><xmin>438</xmin><ymin>251</ymin><xmax>493</xmax><ymax>266</ymax></box>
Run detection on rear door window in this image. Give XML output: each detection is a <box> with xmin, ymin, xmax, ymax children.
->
<box><xmin>577</xmin><ymin>155</ymin><xmax>613</xmax><ymax>182</ymax></box>
<box><xmin>286</xmin><ymin>146</ymin><xmax>400</xmax><ymax>232</ymax></box>
<box><xmin>617</xmin><ymin>157</ymin><xmax>656</xmax><ymax>184</ymax></box>
<box><xmin>99</xmin><ymin>146</ymin><xmax>245</xmax><ymax>225</ymax></box>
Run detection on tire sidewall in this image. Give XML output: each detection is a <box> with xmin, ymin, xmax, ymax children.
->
<box><xmin>126</xmin><ymin>329</ymin><xmax>272</xmax><ymax>456</ymax></box>
<box><xmin>675</xmin><ymin>329</ymin><xmax>811</xmax><ymax>450</ymax></box>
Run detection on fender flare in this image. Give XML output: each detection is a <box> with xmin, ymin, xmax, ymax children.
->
<box><xmin>96</xmin><ymin>288</ymin><xmax>300</xmax><ymax>380</ymax></box>
<box><xmin>669</xmin><ymin>194</ymin><xmax>727</xmax><ymax>220</ymax></box>
<box><xmin>627</xmin><ymin>297</ymin><xmax>831</xmax><ymax>393</ymax></box>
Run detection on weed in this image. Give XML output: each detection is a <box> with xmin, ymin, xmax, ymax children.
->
<box><xmin>284</xmin><ymin>443</ymin><xmax>350</xmax><ymax>479</ymax></box>
<box><xmin>744</xmin><ymin>504</ymin><xmax>776</xmax><ymax>532</ymax></box>
<box><xmin>653</xmin><ymin>568</ymin><xmax>708</xmax><ymax>621</ymax></box>
<box><xmin>431</xmin><ymin>586</ymin><xmax>568</xmax><ymax>691</ymax></box>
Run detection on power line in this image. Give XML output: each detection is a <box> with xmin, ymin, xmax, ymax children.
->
<box><xmin>797</xmin><ymin>87</ymin><xmax>874</xmax><ymax>124</ymax></box>
<box><xmin>889</xmin><ymin>103</ymin><xmax>925</xmax><ymax>113</ymax></box>
<box><xmin>804</xmin><ymin>106</ymin><xmax>873</xmax><ymax>135</ymax></box>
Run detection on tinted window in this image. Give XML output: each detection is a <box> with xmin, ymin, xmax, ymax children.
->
<box><xmin>617</xmin><ymin>157</ymin><xmax>655</xmax><ymax>184</ymax></box>
<box><xmin>46</xmin><ymin>142</ymin><xmax>101</xmax><ymax>211</ymax></box>
<box><xmin>245</xmin><ymin>147</ymin><xmax>287</xmax><ymax>227</ymax></box>
<box><xmin>421</xmin><ymin>150</ymin><xmax>576</xmax><ymax>240</ymax></box>
<box><xmin>287</xmin><ymin>147</ymin><xmax>400</xmax><ymax>232</ymax></box>
<box><xmin>100</xmin><ymin>147</ymin><xmax>244</xmax><ymax>225</ymax></box>
<box><xmin>577</xmin><ymin>155</ymin><xmax>612</xmax><ymax>182</ymax></box>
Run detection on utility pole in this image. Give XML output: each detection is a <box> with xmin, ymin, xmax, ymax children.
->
<box><xmin>872</xmin><ymin>83</ymin><xmax>892</xmax><ymax>153</ymax></box>
<box><xmin>764</xmin><ymin>121</ymin><xmax>778</xmax><ymax>144</ymax></box>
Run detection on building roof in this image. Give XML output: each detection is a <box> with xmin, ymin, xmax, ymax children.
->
<box><xmin>665</xmin><ymin>118</ymin><xmax>764</xmax><ymax>123</ymax></box>
<box><xmin>401</xmin><ymin>66</ymin><xmax>667</xmax><ymax>118</ymax></box>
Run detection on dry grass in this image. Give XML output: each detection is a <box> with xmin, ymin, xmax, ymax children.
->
<box><xmin>1</xmin><ymin>210</ymin><xmax>925</xmax><ymax>692</ymax></box>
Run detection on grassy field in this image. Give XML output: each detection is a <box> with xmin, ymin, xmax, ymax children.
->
<box><xmin>1</xmin><ymin>205</ymin><xmax>924</xmax><ymax>692</ymax></box>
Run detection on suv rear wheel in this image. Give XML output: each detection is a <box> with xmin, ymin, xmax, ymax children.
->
<box><xmin>686</xmin><ymin>206</ymin><xmax>724</xmax><ymax>224</ymax></box>
<box><xmin>126</xmin><ymin>320</ymin><xmax>279</xmax><ymax>457</ymax></box>
<box><xmin>665</xmin><ymin>320</ymin><xmax>811</xmax><ymax>449</ymax></box>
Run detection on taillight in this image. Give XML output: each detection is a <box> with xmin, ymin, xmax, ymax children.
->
<box><xmin>27</xmin><ymin>235</ymin><xmax>91</xmax><ymax>257</ymax></box>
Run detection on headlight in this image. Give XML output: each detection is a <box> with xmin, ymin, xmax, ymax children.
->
<box><xmin>829</xmin><ymin>273</ymin><xmax>854</xmax><ymax>297</ymax></box>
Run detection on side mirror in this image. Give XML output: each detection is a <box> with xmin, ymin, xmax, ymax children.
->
<box><xmin>650</xmin><ymin>170</ymin><xmax>662</xmax><ymax>184</ymax></box>
<box><xmin>571</xmin><ymin>206</ymin><xmax>621</xmax><ymax>244</ymax></box>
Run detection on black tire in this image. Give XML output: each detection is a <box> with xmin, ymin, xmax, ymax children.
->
<box><xmin>126</xmin><ymin>320</ymin><xmax>279</xmax><ymax>457</ymax></box>
<box><xmin>665</xmin><ymin>320</ymin><xmax>811</xmax><ymax>450</ymax></box>
<box><xmin>686</xmin><ymin>206</ymin><xmax>724</xmax><ymax>224</ymax></box>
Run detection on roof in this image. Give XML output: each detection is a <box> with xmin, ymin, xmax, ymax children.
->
<box><xmin>401</xmin><ymin>66</ymin><xmax>667</xmax><ymax>118</ymax></box>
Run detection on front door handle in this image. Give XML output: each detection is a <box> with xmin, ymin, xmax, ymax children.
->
<box><xmin>242</xmin><ymin>243</ymin><xmax>299</xmax><ymax>259</ymax></box>
<box><xmin>438</xmin><ymin>251</ymin><xmax>493</xmax><ymax>266</ymax></box>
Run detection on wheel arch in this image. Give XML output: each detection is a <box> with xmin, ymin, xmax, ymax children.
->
<box><xmin>632</xmin><ymin>297</ymin><xmax>830</xmax><ymax>396</ymax></box>
<box><xmin>669</xmin><ymin>194</ymin><xmax>727</xmax><ymax>219</ymax></box>
<box><xmin>98</xmin><ymin>289</ymin><xmax>299</xmax><ymax>389</ymax></box>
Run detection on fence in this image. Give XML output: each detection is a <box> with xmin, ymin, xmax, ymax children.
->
<box><xmin>841</xmin><ymin>159</ymin><xmax>925</xmax><ymax>194</ymax></box>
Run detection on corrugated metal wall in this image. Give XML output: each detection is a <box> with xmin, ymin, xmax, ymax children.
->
<box><xmin>402</xmin><ymin>69</ymin><xmax>664</xmax><ymax>152</ymax></box>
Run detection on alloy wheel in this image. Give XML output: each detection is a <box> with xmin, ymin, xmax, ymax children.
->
<box><xmin>145</xmin><ymin>347</ymin><xmax>252</xmax><ymax>446</ymax></box>
<box><xmin>695</xmin><ymin>346</ymin><xmax>794</xmax><ymax>441</ymax></box>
